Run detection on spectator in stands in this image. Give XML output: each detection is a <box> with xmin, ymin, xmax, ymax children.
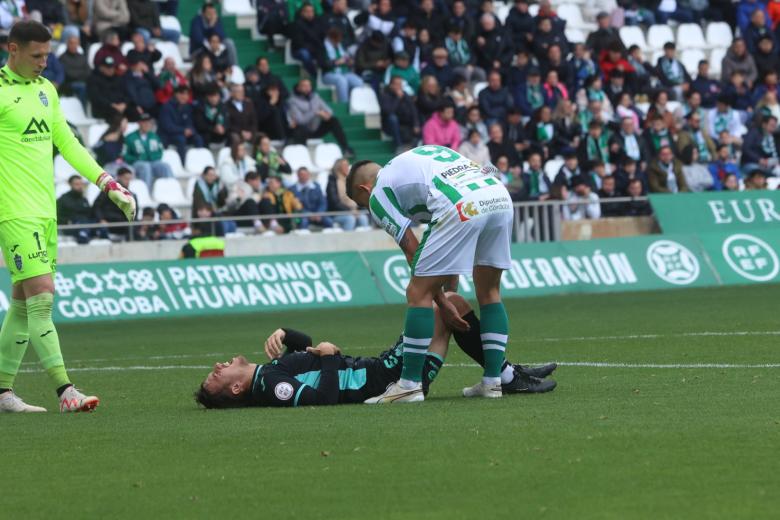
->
<box><xmin>461</xmin><ymin>105</ymin><xmax>489</xmax><ymax>142</ymax></box>
<box><xmin>542</xmin><ymin>70</ymin><xmax>569</xmax><ymax>109</ymax></box>
<box><xmin>202</xmin><ymin>33</ymin><xmax>233</xmax><ymax>78</ymax></box>
<box><xmin>744</xmin><ymin>169</ymin><xmax>769</xmax><ymax>190</ymax></box>
<box><xmin>708</xmin><ymin>143</ymin><xmax>741</xmax><ymax>190</ymax></box>
<box><xmin>708</xmin><ymin>94</ymin><xmax>746</xmax><ymax>145</ymax></box>
<box><xmin>648</xmin><ymin>145</ymin><xmax>689</xmax><ymax>193</ymax></box>
<box><xmin>754</xmin><ymin>36</ymin><xmax>780</xmax><ymax>81</ymax></box>
<box><xmin>188</xmin><ymin>53</ymin><xmax>220</xmax><ymax>102</ymax></box>
<box><xmin>156</xmin><ymin>57</ymin><xmax>189</xmax><ymax>104</ymax></box>
<box><xmin>255</xmin><ymin>56</ymin><xmax>289</xmax><ymax>101</ymax></box>
<box><xmin>745</xmin><ymin>8</ymin><xmax>774</xmax><ymax>54</ymax></box>
<box><xmin>479</xmin><ymin>70</ymin><xmax>513</xmax><ymax>126</ymax></box>
<box><xmin>605</xmin><ymin>70</ymin><xmax>627</xmax><ymax>108</ymax></box>
<box><xmin>123</xmin><ymin>113</ymin><xmax>173</xmax><ymax>188</ymax></box>
<box><xmin>598</xmin><ymin>175</ymin><xmax>623</xmax><ymax>217</ymax></box>
<box><xmin>677</xmin><ymin>111</ymin><xmax>717</xmax><ymax>164</ymax></box>
<box><xmin>445</xmin><ymin>26</ymin><xmax>484</xmax><ymax>85</ymax></box>
<box><xmin>226</xmin><ymin>83</ymin><xmax>258</xmax><ymax>145</ymax></box>
<box><xmin>643</xmin><ymin>114</ymin><xmax>675</xmax><ymax>157</ymax></box>
<box><xmin>515</xmin><ymin>67</ymin><xmax>544</xmax><ymax>115</ymax></box>
<box><xmin>680</xmin><ymin>145</ymin><xmax>714</xmax><ymax>192</ymax></box>
<box><xmin>722</xmin><ymin>70</ymin><xmax>753</xmax><ymax>114</ymax></box>
<box><xmin>474</xmin><ymin>13</ymin><xmax>513</xmax><ymax>73</ymax></box>
<box><xmin>520</xmin><ymin>151</ymin><xmax>551</xmax><ymax>201</ymax></box>
<box><xmin>422</xmin><ymin>101</ymin><xmax>460</xmax><ymax>149</ymax></box>
<box><xmin>219</xmin><ymin>139</ymin><xmax>256</xmax><ymax>187</ymax></box>
<box><xmin>543</xmin><ymin>44</ymin><xmax>574</xmax><ymax>95</ymax></box>
<box><xmin>40</xmin><ymin>52</ymin><xmax>63</xmax><ymax>92</ymax></box>
<box><xmin>158</xmin><ymin>85</ymin><xmax>204</xmax><ymax>161</ymax></box>
<box><xmin>287</xmin><ymin>79</ymin><xmax>354</xmax><ymax>156</ymax></box>
<box><xmin>127</xmin><ymin>0</ymin><xmax>179</xmax><ymax>42</ymax></box>
<box><xmin>578</xmin><ymin>120</ymin><xmax>611</xmax><ymax>171</ymax></box>
<box><xmin>93</xmin><ymin>115</ymin><xmax>127</xmax><ymax>172</ymax></box>
<box><xmin>416</xmin><ymin>75</ymin><xmax>443</xmax><ymax>123</ymax></box>
<box><xmin>419</xmin><ymin>28</ymin><xmax>439</xmax><ymax>72</ymax></box>
<box><xmin>291</xmin><ymin>167</ymin><xmax>331</xmax><ymax>229</ymax></box>
<box><xmin>447</xmin><ymin>75</ymin><xmax>475</xmax><ymax>120</ymax></box>
<box><xmin>448</xmin><ymin>0</ymin><xmax>477</xmax><ymax>44</ymax></box>
<box><xmin>94</xmin><ymin>167</ymin><xmax>137</xmax><ymax>238</ymax></box>
<box><xmin>531</xmin><ymin>16</ymin><xmax>567</xmax><ymax>63</ymax></box>
<box><xmin>623</xmin><ymin>179</ymin><xmax>652</xmax><ymax>216</ymax></box>
<box><xmin>615</xmin><ymin>157</ymin><xmax>649</xmax><ymax>195</ymax></box>
<box><xmin>528</xmin><ymin>105</ymin><xmax>566</xmax><ymax>159</ymax></box>
<box><xmin>610</xmin><ymin>116</ymin><xmax>646</xmax><ymax>167</ymax></box>
<box><xmin>226</xmin><ymin>170</ymin><xmax>263</xmax><ymax>230</ymax></box>
<box><xmin>194</xmin><ymin>84</ymin><xmax>228</xmax><ymax>147</ymax></box>
<box><xmin>412</xmin><ymin>0</ymin><xmax>445</xmax><ymax>44</ymax></box>
<box><xmin>326</xmin><ymin>158</ymin><xmax>369</xmax><ymax>231</ymax></box>
<box><xmin>291</xmin><ymin>2</ymin><xmax>325</xmax><ymax>78</ymax></box>
<box><xmin>93</xmin><ymin>29</ymin><xmax>127</xmax><ymax>72</ymax></box>
<box><xmin>691</xmin><ymin>60</ymin><xmax>721</xmax><ymax>109</ymax></box>
<box><xmin>740</xmin><ymin>114</ymin><xmax>780</xmax><ymax>175</ymax></box>
<box><xmin>506</xmin><ymin>0</ymin><xmax>532</xmax><ymax>50</ymax></box>
<box><xmin>192</xmin><ymin>165</ymin><xmax>228</xmax><ymax>219</ymax></box>
<box><xmin>190</xmin><ymin>2</ymin><xmax>238</xmax><ymax>66</ymax></box>
<box><xmin>260</xmin><ymin>176</ymin><xmax>302</xmax><ymax>234</ymax></box>
<box><xmin>459</xmin><ymin>128</ymin><xmax>491</xmax><ymax>165</ymax></box>
<box><xmin>133</xmin><ymin>207</ymin><xmax>163</xmax><ymax>241</ymax></box>
<box><xmin>391</xmin><ymin>20</ymin><xmax>421</xmax><ymax>71</ymax></box>
<box><xmin>757</xmin><ymin>89</ymin><xmax>780</xmax><ymax>121</ymax></box>
<box><xmin>127</xmin><ymin>31</ymin><xmax>162</xmax><ymax>69</ymax></box>
<box><xmin>487</xmin><ymin>122</ymin><xmax>521</xmax><ymax>167</ymax></box>
<box><xmin>92</xmin><ymin>0</ymin><xmax>130</xmax><ymax>39</ymax></box>
<box><xmin>384</xmin><ymin>51</ymin><xmax>419</xmax><ymax>96</ymax></box>
<box><xmin>125</xmin><ymin>54</ymin><xmax>160</xmax><ymax>117</ymax></box>
<box><xmin>721</xmin><ymin>38</ymin><xmax>758</xmax><ymax>87</ymax></box>
<box><xmin>88</xmin><ymin>55</ymin><xmax>132</xmax><ymax>120</ymax></box>
<box><xmin>158</xmin><ymin>203</ymin><xmax>188</xmax><ymax>239</ymax></box>
<box><xmin>655</xmin><ymin>0</ymin><xmax>696</xmax><ymax>24</ymax></box>
<box><xmin>324</xmin><ymin>0</ymin><xmax>355</xmax><ymax>51</ymax></box>
<box><xmin>655</xmin><ymin>42</ymin><xmax>690</xmax><ymax>101</ymax></box>
<box><xmin>421</xmin><ymin>47</ymin><xmax>455</xmax><ymax>93</ymax></box>
<box><xmin>554</xmin><ymin>152</ymin><xmax>581</xmax><ymax>188</ymax></box>
<box><xmin>586</xmin><ymin>12</ymin><xmax>624</xmax><ymax>59</ymax></box>
<box><xmin>552</xmin><ymin>98</ymin><xmax>582</xmax><ymax>150</ymax></box>
<box><xmin>380</xmin><ymin>75</ymin><xmax>420</xmax><ymax>152</ymax></box>
<box><xmin>254</xmin><ymin>81</ymin><xmax>287</xmax><ymax>142</ymax></box>
<box><xmin>752</xmin><ymin>70</ymin><xmax>780</xmax><ymax>107</ymax></box>
<box><xmin>59</xmin><ymin>35</ymin><xmax>89</xmax><ymax>100</ymax></box>
<box><xmin>564</xmin><ymin>175</ymin><xmax>600</xmax><ymax>220</ymax></box>
<box><xmin>254</xmin><ymin>134</ymin><xmax>291</xmax><ymax>181</ymax></box>
<box><xmin>58</xmin><ymin>175</ymin><xmax>100</xmax><ymax>244</ymax></box>
<box><xmin>322</xmin><ymin>27</ymin><xmax>363</xmax><ymax>104</ymax></box>
<box><xmin>355</xmin><ymin>31</ymin><xmax>392</xmax><ymax>86</ymax></box>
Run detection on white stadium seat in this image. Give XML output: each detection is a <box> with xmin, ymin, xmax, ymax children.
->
<box><xmin>222</xmin><ymin>0</ymin><xmax>255</xmax><ymax>16</ymax></box>
<box><xmin>154</xmin><ymin>41</ymin><xmax>184</xmax><ymax>73</ymax></box>
<box><xmin>186</xmin><ymin>176</ymin><xmax>200</xmax><ymax>202</ymax></box>
<box><xmin>556</xmin><ymin>4</ymin><xmax>595</xmax><ymax>31</ymax></box>
<box><xmin>184</xmin><ymin>148</ymin><xmax>216</xmax><ymax>175</ymax></box>
<box><xmin>676</xmin><ymin>24</ymin><xmax>707</xmax><ymax>50</ymax></box>
<box><xmin>315</xmin><ymin>171</ymin><xmax>330</xmax><ymax>194</ymax></box>
<box><xmin>160</xmin><ymin>15</ymin><xmax>182</xmax><ymax>34</ymax></box>
<box><xmin>87</xmin><ymin>42</ymin><xmax>101</xmax><ymax>67</ymax></box>
<box><xmin>59</xmin><ymin>97</ymin><xmax>97</xmax><ymax>126</ymax></box>
<box><xmin>473</xmin><ymin>81</ymin><xmax>488</xmax><ymax>98</ymax></box>
<box><xmin>86</xmin><ymin>183</ymin><xmax>101</xmax><ymax>205</ymax></box>
<box><xmin>651</xmin><ymin>50</ymin><xmax>664</xmax><ymax>66</ymax></box>
<box><xmin>314</xmin><ymin>143</ymin><xmax>343</xmax><ymax>171</ymax></box>
<box><xmin>226</xmin><ymin>65</ymin><xmax>245</xmax><ymax>85</ymax></box>
<box><xmin>54</xmin><ymin>155</ymin><xmax>77</xmax><ymax>183</ymax></box>
<box><xmin>152</xmin><ymin>178</ymin><xmax>189</xmax><ymax>207</ymax></box>
<box><xmin>120</xmin><ymin>41</ymin><xmax>133</xmax><ymax>55</ymax></box>
<box><xmin>619</xmin><ymin>26</ymin><xmax>648</xmax><ymax>52</ymax></box>
<box><xmin>216</xmin><ymin>146</ymin><xmax>232</xmax><ymax>165</ymax></box>
<box><xmin>349</xmin><ymin>86</ymin><xmax>380</xmax><ymax>115</ymax></box>
<box><xmin>709</xmin><ymin>47</ymin><xmax>726</xmax><ymax>77</ymax></box>
<box><xmin>680</xmin><ymin>49</ymin><xmax>706</xmax><ymax>76</ymax></box>
<box><xmin>705</xmin><ymin>22</ymin><xmax>733</xmax><ymax>50</ymax></box>
<box><xmin>565</xmin><ymin>28</ymin><xmax>586</xmax><ymax>44</ymax></box>
<box><xmin>87</xmin><ymin>123</ymin><xmax>109</xmax><ymax>148</ymax></box>
<box><xmin>283</xmin><ymin>144</ymin><xmax>317</xmax><ymax>171</ymax></box>
<box><xmin>284</xmin><ymin>39</ymin><xmax>301</xmax><ymax>65</ymax></box>
<box><xmin>162</xmin><ymin>149</ymin><xmax>186</xmax><ymax>177</ymax></box>
<box><xmin>128</xmin><ymin>179</ymin><xmax>154</xmax><ymax>209</ymax></box>
<box><xmin>544</xmin><ymin>158</ymin><xmax>564</xmax><ymax>182</ymax></box>
<box><xmin>496</xmin><ymin>3</ymin><xmax>510</xmax><ymax>23</ymax></box>
<box><xmin>646</xmin><ymin>25</ymin><xmax>675</xmax><ymax>51</ymax></box>
<box><xmin>124</xmin><ymin>122</ymin><xmax>139</xmax><ymax>136</ymax></box>
<box><xmin>528</xmin><ymin>3</ymin><xmax>539</xmax><ymax>16</ymax></box>
<box><xmin>55</xmin><ymin>182</ymin><xmax>70</xmax><ymax>198</ymax></box>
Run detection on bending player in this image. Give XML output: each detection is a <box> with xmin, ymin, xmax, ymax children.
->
<box><xmin>347</xmin><ymin>145</ymin><xmax>521</xmax><ymax>402</ymax></box>
<box><xmin>194</xmin><ymin>293</ymin><xmax>556</xmax><ymax>408</ymax></box>
<box><xmin>0</xmin><ymin>21</ymin><xmax>136</xmax><ymax>413</ymax></box>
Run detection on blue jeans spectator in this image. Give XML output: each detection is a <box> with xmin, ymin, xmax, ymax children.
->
<box><xmin>656</xmin><ymin>7</ymin><xmax>695</xmax><ymax>24</ymax></box>
<box><xmin>133</xmin><ymin>160</ymin><xmax>174</xmax><ymax>189</ymax></box>
<box><xmin>136</xmin><ymin>27</ymin><xmax>180</xmax><ymax>44</ymax></box>
<box><xmin>322</xmin><ymin>71</ymin><xmax>363</xmax><ymax>103</ymax></box>
<box><xmin>333</xmin><ymin>213</ymin><xmax>369</xmax><ymax>231</ymax></box>
<box><xmin>293</xmin><ymin>48</ymin><xmax>318</xmax><ymax>78</ymax></box>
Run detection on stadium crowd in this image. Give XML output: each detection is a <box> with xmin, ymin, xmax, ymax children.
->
<box><xmin>1</xmin><ymin>0</ymin><xmax>778</xmax><ymax>243</ymax></box>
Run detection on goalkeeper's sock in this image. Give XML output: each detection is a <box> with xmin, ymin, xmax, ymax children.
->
<box><xmin>26</xmin><ymin>293</ymin><xmax>71</xmax><ymax>389</ymax></box>
<box><xmin>399</xmin><ymin>307</ymin><xmax>434</xmax><ymax>386</ymax></box>
<box><xmin>0</xmin><ymin>298</ymin><xmax>30</xmax><ymax>389</ymax></box>
<box><xmin>480</xmin><ymin>302</ymin><xmax>509</xmax><ymax>382</ymax></box>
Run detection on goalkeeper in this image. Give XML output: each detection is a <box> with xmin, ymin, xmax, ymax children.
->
<box><xmin>0</xmin><ymin>21</ymin><xmax>136</xmax><ymax>413</ymax></box>
<box><xmin>195</xmin><ymin>293</ymin><xmax>557</xmax><ymax>408</ymax></box>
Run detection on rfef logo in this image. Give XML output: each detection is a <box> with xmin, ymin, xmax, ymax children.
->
<box><xmin>721</xmin><ymin>234</ymin><xmax>779</xmax><ymax>282</ymax></box>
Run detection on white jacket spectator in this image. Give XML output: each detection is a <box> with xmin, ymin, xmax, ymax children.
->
<box><xmin>458</xmin><ymin>130</ymin><xmax>491</xmax><ymax>166</ymax></box>
<box><xmin>218</xmin><ymin>141</ymin><xmax>256</xmax><ymax>187</ymax></box>
<box><xmin>0</xmin><ymin>0</ymin><xmax>25</xmax><ymax>30</ymax></box>
<box><xmin>565</xmin><ymin>179</ymin><xmax>601</xmax><ymax>220</ymax></box>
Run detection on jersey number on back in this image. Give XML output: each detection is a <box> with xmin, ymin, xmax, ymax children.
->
<box><xmin>412</xmin><ymin>145</ymin><xmax>461</xmax><ymax>163</ymax></box>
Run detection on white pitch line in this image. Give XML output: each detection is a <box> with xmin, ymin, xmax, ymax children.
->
<box><xmin>534</xmin><ymin>331</ymin><xmax>780</xmax><ymax>342</ymax></box>
<box><xmin>17</xmin><ymin>362</ymin><xmax>780</xmax><ymax>373</ymax></box>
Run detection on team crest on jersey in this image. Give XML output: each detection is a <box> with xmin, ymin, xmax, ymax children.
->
<box><xmin>456</xmin><ymin>201</ymin><xmax>478</xmax><ymax>222</ymax></box>
<box><xmin>274</xmin><ymin>382</ymin><xmax>294</xmax><ymax>400</ymax></box>
<box><xmin>38</xmin><ymin>90</ymin><xmax>48</xmax><ymax>106</ymax></box>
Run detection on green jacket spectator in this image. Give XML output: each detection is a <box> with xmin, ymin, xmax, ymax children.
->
<box><xmin>122</xmin><ymin>114</ymin><xmax>174</xmax><ymax>188</ymax></box>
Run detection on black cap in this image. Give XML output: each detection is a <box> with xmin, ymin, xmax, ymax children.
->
<box><xmin>528</xmin><ymin>66</ymin><xmax>541</xmax><ymax>76</ymax></box>
<box><xmin>100</xmin><ymin>55</ymin><xmax>116</xmax><ymax>67</ymax></box>
<box><xmin>138</xmin><ymin>112</ymin><xmax>153</xmax><ymax>122</ymax></box>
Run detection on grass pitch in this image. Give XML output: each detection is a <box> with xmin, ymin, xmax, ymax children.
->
<box><xmin>3</xmin><ymin>284</ymin><xmax>780</xmax><ymax>519</ymax></box>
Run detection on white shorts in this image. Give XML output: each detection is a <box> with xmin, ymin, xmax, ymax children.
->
<box><xmin>412</xmin><ymin>185</ymin><xmax>513</xmax><ymax>277</ymax></box>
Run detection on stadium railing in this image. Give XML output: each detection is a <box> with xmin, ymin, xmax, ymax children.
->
<box><xmin>56</xmin><ymin>197</ymin><xmax>650</xmax><ymax>244</ymax></box>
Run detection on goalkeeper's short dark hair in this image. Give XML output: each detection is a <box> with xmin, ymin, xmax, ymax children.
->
<box><xmin>346</xmin><ymin>160</ymin><xmax>374</xmax><ymax>200</ymax></box>
<box><xmin>9</xmin><ymin>20</ymin><xmax>52</xmax><ymax>46</ymax></box>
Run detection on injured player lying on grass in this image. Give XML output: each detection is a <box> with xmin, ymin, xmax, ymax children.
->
<box><xmin>194</xmin><ymin>293</ymin><xmax>557</xmax><ymax>408</ymax></box>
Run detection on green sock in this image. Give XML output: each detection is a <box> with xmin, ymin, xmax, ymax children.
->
<box><xmin>26</xmin><ymin>293</ymin><xmax>71</xmax><ymax>388</ymax></box>
<box><xmin>480</xmin><ymin>303</ymin><xmax>509</xmax><ymax>378</ymax></box>
<box><xmin>400</xmin><ymin>307</ymin><xmax>434</xmax><ymax>383</ymax></box>
<box><xmin>0</xmin><ymin>299</ymin><xmax>30</xmax><ymax>389</ymax></box>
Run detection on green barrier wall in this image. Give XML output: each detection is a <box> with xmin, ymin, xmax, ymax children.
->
<box><xmin>4</xmin><ymin>230</ymin><xmax>776</xmax><ymax>323</ymax></box>
<box><xmin>650</xmin><ymin>191</ymin><xmax>780</xmax><ymax>234</ymax></box>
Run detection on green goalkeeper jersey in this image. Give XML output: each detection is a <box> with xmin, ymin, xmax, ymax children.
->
<box><xmin>0</xmin><ymin>65</ymin><xmax>103</xmax><ymax>223</ymax></box>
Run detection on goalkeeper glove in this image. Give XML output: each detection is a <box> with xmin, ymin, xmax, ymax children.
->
<box><xmin>97</xmin><ymin>172</ymin><xmax>137</xmax><ymax>222</ymax></box>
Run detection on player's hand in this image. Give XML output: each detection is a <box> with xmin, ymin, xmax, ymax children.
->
<box><xmin>97</xmin><ymin>173</ymin><xmax>136</xmax><ymax>222</ymax></box>
<box><xmin>264</xmin><ymin>328</ymin><xmax>286</xmax><ymax>360</ymax></box>
<box><xmin>438</xmin><ymin>298</ymin><xmax>470</xmax><ymax>333</ymax></box>
<box><xmin>306</xmin><ymin>342</ymin><xmax>341</xmax><ymax>357</ymax></box>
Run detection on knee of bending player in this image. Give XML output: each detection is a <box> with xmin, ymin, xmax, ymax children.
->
<box><xmin>406</xmin><ymin>278</ymin><xmax>435</xmax><ymax>306</ymax></box>
<box><xmin>444</xmin><ymin>292</ymin><xmax>472</xmax><ymax>316</ymax></box>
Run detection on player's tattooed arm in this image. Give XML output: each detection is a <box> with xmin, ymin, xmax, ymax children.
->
<box><xmin>399</xmin><ymin>227</ymin><xmax>420</xmax><ymax>266</ymax></box>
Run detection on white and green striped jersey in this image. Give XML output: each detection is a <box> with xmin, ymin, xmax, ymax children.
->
<box><xmin>369</xmin><ymin>145</ymin><xmax>501</xmax><ymax>243</ymax></box>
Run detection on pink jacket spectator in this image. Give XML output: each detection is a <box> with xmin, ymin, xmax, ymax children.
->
<box><xmin>422</xmin><ymin>112</ymin><xmax>461</xmax><ymax>150</ymax></box>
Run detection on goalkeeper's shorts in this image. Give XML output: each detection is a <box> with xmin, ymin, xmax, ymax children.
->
<box><xmin>0</xmin><ymin>217</ymin><xmax>57</xmax><ymax>284</ymax></box>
